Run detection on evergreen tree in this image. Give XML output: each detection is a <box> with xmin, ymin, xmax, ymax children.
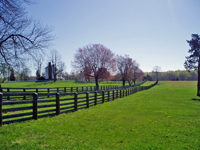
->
<box><xmin>10</xmin><ymin>68</ymin><xmax>15</xmax><ymax>81</ymax></box>
<box><xmin>184</xmin><ymin>34</ymin><xmax>200</xmax><ymax>96</ymax></box>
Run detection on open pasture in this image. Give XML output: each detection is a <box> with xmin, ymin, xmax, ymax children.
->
<box><xmin>1</xmin><ymin>80</ymin><xmax>133</xmax><ymax>88</ymax></box>
<box><xmin>0</xmin><ymin>81</ymin><xmax>200</xmax><ymax>149</ymax></box>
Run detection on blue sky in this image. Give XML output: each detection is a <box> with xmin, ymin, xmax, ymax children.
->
<box><xmin>25</xmin><ymin>0</ymin><xmax>200</xmax><ymax>73</ymax></box>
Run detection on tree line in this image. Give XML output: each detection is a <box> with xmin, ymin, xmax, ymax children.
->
<box><xmin>72</xmin><ymin>44</ymin><xmax>144</xmax><ymax>90</ymax></box>
<box><xmin>145</xmin><ymin>70</ymin><xmax>197</xmax><ymax>81</ymax></box>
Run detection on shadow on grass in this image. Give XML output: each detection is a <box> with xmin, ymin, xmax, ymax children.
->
<box><xmin>191</xmin><ymin>98</ymin><xmax>200</xmax><ymax>101</ymax></box>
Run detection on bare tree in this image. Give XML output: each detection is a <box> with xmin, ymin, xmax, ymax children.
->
<box><xmin>116</xmin><ymin>55</ymin><xmax>133</xmax><ymax>87</ymax></box>
<box><xmin>0</xmin><ymin>63</ymin><xmax>9</xmax><ymax>82</ymax></box>
<box><xmin>34</xmin><ymin>55</ymin><xmax>43</xmax><ymax>80</ymax></box>
<box><xmin>0</xmin><ymin>0</ymin><xmax>53</xmax><ymax>68</ymax></box>
<box><xmin>62</xmin><ymin>71</ymin><xmax>69</xmax><ymax>80</ymax></box>
<box><xmin>99</xmin><ymin>68</ymin><xmax>110</xmax><ymax>81</ymax></box>
<box><xmin>152</xmin><ymin>66</ymin><xmax>161</xmax><ymax>81</ymax></box>
<box><xmin>49</xmin><ymin>50</ymin><xmax>65</xmax><ymax>82</ymax></box>
<box><xmin>72</xmin><ymin>44</ymin><xmax>115</xmax><ymax>90</ymax></box>
<box><xmin>15</xmin><ymin>65</ymin><xmax>31</xmax><ymax>81</ymax></box>
<box><xmin>127</xmin><ymin>61</ymin><xmax>144</xmax><ymax>86</ymax></box>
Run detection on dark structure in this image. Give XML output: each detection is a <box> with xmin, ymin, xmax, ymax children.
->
<box><xmin>10</xmin><ymin>68</ymin><xmax>15</xmax><ymax>81</ymax></box>
<box><xmin>45</xmin><ymin>62</ymin><xmax>54</xmax><ymax>80</ymax></box>
<box><xmin>48</xmin><ymin>62</ymin><xmax>52</xmax><ymax>80</ymax></box>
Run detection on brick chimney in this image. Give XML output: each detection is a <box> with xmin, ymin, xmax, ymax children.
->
<box><xmin>48</xmin><ymin>62</ymin><xmax>52</xmax><ymax>80</ymax></box>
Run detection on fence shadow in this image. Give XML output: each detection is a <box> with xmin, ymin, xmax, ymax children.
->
<box><xmin>191</xmin><ymin>98</ymin><xmax>200</xmax><ymax>101</ymax></box>
<box><xmin>0</xmin><ymin>80</ymin><xmax>157</xmax><ymax>126</ymax></box>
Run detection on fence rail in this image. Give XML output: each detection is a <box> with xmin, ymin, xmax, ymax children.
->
<box><xmin>0</xmin><ymin>81</ymin><xmax>157</xmax><ymax>126</ymax></box>
<box><xmin>1</xmin><ymin>81</ymin><xmax>146</xmax><ymax>100</ymax></box>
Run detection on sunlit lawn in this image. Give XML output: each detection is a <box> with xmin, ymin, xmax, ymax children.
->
<box><xmin>0</xmin><ymin>81</ymin><xmax>200</xmax><ymax>149</ymax></box>
<box><xmin>1</xmin><ymin>80</ymin><xmax>133</xmax><ymax>88</ymax></box>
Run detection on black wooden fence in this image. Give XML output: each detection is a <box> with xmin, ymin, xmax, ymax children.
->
<box><xmin>0</xmin><ymin>81</ymin><xmax>157</xmax><ymax>126</ymax></box>
<box><xmin>1</xmin><ymin>81</ymin><xmax>146</xmax><ymax>101</ymax></box>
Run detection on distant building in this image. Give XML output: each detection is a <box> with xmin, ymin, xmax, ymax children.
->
<box><xmin>45</xmin><ymin>62</ymin><xmax>54</xmax><ymax>80</ymax></box>
<box><xmin>45</xmin><ymin>62</ymin><xmax>65</xmax><ymax>80</ymax></box>
<box><xmin>57</xmin><ymin>74</ymin><xmax>65</xmax><ymax>80</ymax></box>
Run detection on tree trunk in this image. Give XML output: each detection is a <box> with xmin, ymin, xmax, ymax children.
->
<box><xmin>197</xmin><ymin>61</ymin><xmax>200</xmax><ymax>96</ymax></box>
<box><xmin>95</xmin><ymin>77</ymin><xmax>99</xmax><ymax>90</ymax></box>
<box><xmin>128</xmin><ymin>81</ymin><xmax>131</xmax><ymax>86</ymax></box>
<box><xmin>156</xmin><ymin>72</ymin><xmax>158</xmax><ymax>81</ymax></box>
<box><xmin>134</xmin><ymin>80</ymin><xmax>136</xmax><ymax>85</ymax></box>
<box><xmin>54</xmin><ymin>74</ymin><xmax>56</xmax><ymax>82</ymax></box>
<box><xmin>122</xmin><ymin>79</ymin><xmax>126</xmax><ymax>87</ymax></box>
<box><xmin>0</xmin><ymin>84</ymin><xmax>3</xmax><ymax>92</ymax></box>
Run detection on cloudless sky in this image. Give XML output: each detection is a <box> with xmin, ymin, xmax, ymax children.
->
<box><xmin>25</xmin><ymin>0</ymin><xmax>200</xmax><ymax>74</ymax></box>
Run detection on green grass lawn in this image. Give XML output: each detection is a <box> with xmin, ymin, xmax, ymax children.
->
<box><xmin>1</xmin><ymin>80</ymin><xmax>134</xmax><ymax>88</ymax></box>
<box><xmin>0</xmin><ymin>81</ymin><xmax>200</xmax><ymax>149</ymax></box>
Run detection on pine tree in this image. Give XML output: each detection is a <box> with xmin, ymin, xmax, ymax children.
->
<box><xmin>184</xmin><ymin>34</ymin><xmax>200</xmax><ymax>96</ymax></box>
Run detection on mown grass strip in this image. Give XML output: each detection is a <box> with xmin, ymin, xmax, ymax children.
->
<box><xmin>1</xmin><ymin>81</ymin><xmax>199</xmax><ymax>149</ymax></box>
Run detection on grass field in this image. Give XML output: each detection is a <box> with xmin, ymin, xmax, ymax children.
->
<box><xmin>1</xmin><ymin>80</ymin><xmax>134</xmax><ymax>88</ymax></box>
<box><xmin>0</xmin><ymin>81</ymin><xmax>200</xmax><ymax>149</ymax></box>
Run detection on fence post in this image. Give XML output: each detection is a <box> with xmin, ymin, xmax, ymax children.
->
<box><xmin>102</xmin><ymin>91</ymin><xmax>104</xmax><ymax>103</ymax></box>
<box><xmin>74</xmin><ymin>92</ymin><xmax>78</xmax><ymax>111</ymax></box>
<box><xmin>71</xmin><ymin>87</ymin><xmax>73</xmax><ymax>93</ymax></box>
<box><xmin>36</xmin><ymin>88</ymin><xmax>38</xmax><ymax>93</ymax></box>
<box><xmin>86</xmin><ymin>92</ymin><xmax>89</xmax><ymax>108</ymax></box>
<box><xmin>120</xmin><ymin>90</ymin><xmax>122</xmax><ymax>98</ymax></box>
<box><xmin>90</xmin><ymin>86</ymin><xmax>92</xmax><ymax>91</ymax></box>
<box><xmin>108</xmin><ymin>91</ymin><xmax>110</xmax><ymax>101</ymax></box>
<box><xmin>56</xmin><ymin>93</ymin><xmax>60</xmax><ymax>115</ymax></box>
<box><xmin>76</xmin><ymin>87</ymin><xmax>78</xmax><ymax>92</ymax></box>
<box><xmin>113</xmin><ymin>90</ymin><xmax>115</xmax><ymax>100</ymax></box>
<box><xmin>126</xmin><ymin>89</ymin><xmax>128</xmax><ymax>96</ymax></box>
<box><xmin>23</xmin><ymin>88</ymin><xmax>26</xmax><ymax>100</ymax></box>
<box><xmin>123</xmin><ymin>90</ymin><xmax>124</xmax><ymax>97</ymax></box>
<box><xmin>57</xmin><ymin>88</ymin><xmax>59</xmax><ymax>93</ymax></box>
<box><xmin>33</xmin><ymin>93</ymin><xmax>38</xmax><ymax>120</ymax></box>
<box><xmin>7</xmin><ymin>88</ymin><xmax>10</xmax><ymax>100</ymax></box>
<box><xmin>47</xmin><ymin>88</ymin><xmax>50</xmax><ymax>98</ymax></box>
<box><xmin>64</xmin><ymin>87</ymin><xmax>66</xmax><ymax>93</ymax></box>
<box><xmin>116</xmin><ymin>90</ymin><xmax>118</xmax><ymax>99</ymax></box>
<box><xmin>94</xmin><ymin>91</ymin><xmax>97</xmax><ymax>105</ymax></box>
<box><xmin>0</xmin><ymin>93</ymin><xmax>2</xmax><ymax>126</ymax></box>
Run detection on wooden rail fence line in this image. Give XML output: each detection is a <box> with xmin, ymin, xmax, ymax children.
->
<box><xmin>0</xmin><ymin>81</ymin><xmax>157</xmax><ymax>126</ymax></box>
<box><xmin>1</xmin><ymin>81</ymin><xmax>146</xmax><ymax>101</ymax></box>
